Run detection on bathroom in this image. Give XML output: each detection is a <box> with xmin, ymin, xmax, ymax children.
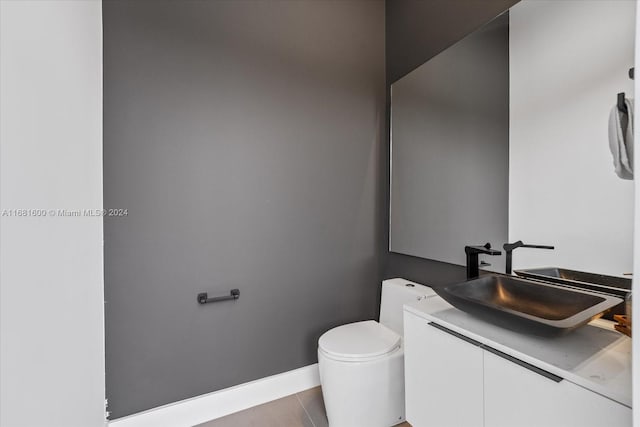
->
<box><xmin>0</xmin><ymin>0</ymin><xmax>638</xmax><ymax>426</ymax></box>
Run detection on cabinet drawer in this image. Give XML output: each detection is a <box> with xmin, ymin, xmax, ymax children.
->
<box><xmin>404</xmin><ymin>313</ymin><xmax>483</xmax><ymax>427</ymax></box>
<box><xmin>484</xmin><ymin>349</ymin><xmax>631</xmax><ymax>427</ymax></box>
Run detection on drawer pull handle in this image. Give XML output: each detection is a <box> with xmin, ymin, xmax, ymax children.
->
<box><xmin>483</xmin><ymin>346</ymin><xmax>563</xmax><ymax>383</ymax></box>
<box><xmin>428</xmin><ymin>322</ymin><xmax>563</xmax><ymax>383</ymax></box>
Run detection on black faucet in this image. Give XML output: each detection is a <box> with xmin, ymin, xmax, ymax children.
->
<box><xmin>503</xmin><ymin>240</ymin><xmax>555</xmax><ymax>275</ymax></box>
<box><xmin>465</xmin><ymin>243</ymin><xmax>502</xmax><ymax>279</ymax></box>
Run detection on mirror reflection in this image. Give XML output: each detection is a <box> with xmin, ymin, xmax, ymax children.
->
<box><xmin>390</xmin><ymin>0</ymin><xmax>635</xmax><ymax>277</ymax></box>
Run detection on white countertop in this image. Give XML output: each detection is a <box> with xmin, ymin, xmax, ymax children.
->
<box><xmin>404</xmin><ymin>295</ymin><xmax>632</xmax><ymax>408</ymax></box>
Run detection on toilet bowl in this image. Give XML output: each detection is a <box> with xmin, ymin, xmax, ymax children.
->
<box><xmin>317</xmin><ymin>278</ymin><xmax>435</xmax><ymax>427</ymax></box>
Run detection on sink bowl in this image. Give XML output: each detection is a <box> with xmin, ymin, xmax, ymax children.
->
<box><xmin>514</xmin><ymin>267</ymin><xmax>631</xmax><ymax>297</ymax></box>
<box><xmin>433</xmin><ymin>274</ymin><xmax>623</xmax><ymax>336</ymax></box>
<box><xmin>514</xmin><ymin>267</ymin><xmax>631</xmax><ymax>320</ymax></box>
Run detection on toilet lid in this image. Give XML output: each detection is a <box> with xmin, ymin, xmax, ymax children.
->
<box><xmin>318</xmin><ymin>320</ymin><xmax>401</xmax><ymax>360</ymax></box>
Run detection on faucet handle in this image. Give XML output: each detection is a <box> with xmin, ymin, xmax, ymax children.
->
<box><xmin>465</xmin><ymin>243</ymin><xmax>502</xmax><ymax>256</ymax></box>
<box><xmin>503</xmin><ymin>240</ymin><xmax>524</xmax><ymax>252</ymax></box>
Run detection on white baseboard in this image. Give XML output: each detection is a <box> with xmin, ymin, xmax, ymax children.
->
<box><xmin>108</xmin><ymin>364</ymin><xmax>320</xmax><ymax>427</ymax></box>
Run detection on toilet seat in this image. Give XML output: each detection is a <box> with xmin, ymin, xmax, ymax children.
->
<box><xmin>318</xmin><ymin>320</ymin><xmax>401</xmax><ymax>362</ymax></box>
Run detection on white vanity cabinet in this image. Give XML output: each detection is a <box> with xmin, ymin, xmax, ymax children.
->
<box><xmin>404</xmin><ymin>311</ymin><xmax>484</xmax><ymax>427</ymax></box>
<box><xmin>404</xmin><ymin>310</ymin><xmax>632</xmax><ymax>427</ymax></box>
<box><xmin>483</xmin><ymin>349</ymin><xmax>631</xmax><ymax>427</ymax></box>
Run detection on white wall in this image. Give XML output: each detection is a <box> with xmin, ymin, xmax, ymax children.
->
<box><xmin>633</xmin><ymin>3</ymin><xmax>640</xmax><ymax>424</ymax></box>
<box><xmin>0</xmin><ymin>1</ymin><xmax>105</xmax><ymax>426</ymax></box>
<box><xmin>510</xmin><ymin>0</ymin><xmax>635</xmax><ymax>276</ymax></box>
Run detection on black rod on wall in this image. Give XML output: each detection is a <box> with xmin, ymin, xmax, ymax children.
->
<box><xmin>197</xmin><ymin>289</ymin><xmax>240</xmax><ymax>305</ymax></box>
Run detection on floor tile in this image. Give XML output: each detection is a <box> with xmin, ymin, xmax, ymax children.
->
<box><xmin>195</xmin><ymin>394</ymin><xmax>313</xmax><ymax>427</ymax></box>
<box><xmin>195</xmin><ymin>386</ymin><xmax>412</xmax><ymax>427</ymax></box>
<box><xmin>296</xmin><ymin>387</ymin><xmax>328</xmax><ymax>427</ymax></box>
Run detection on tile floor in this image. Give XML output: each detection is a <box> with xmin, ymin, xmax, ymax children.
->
<box><xmin>195</xmin><ymin>386</ymin><xmax>411</xmax><ymax>427</ymax></box>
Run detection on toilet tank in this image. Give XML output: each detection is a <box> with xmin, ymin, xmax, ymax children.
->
<box><xmin>379</xmin><ymin>278</ymin><xmax>435</xmax><ymax>336</ymax></box>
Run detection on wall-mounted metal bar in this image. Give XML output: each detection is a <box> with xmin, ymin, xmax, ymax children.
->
<box><xmin>629</xmin><ymin>67</ymin><xmax>634</xmax><ymax>80</ymax></box>
<box><xmin>197</xmin><ymin>288</ymin><xmax>240</xmax><ymax>304</ymax></box>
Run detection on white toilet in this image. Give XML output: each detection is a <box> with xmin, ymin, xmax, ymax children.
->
<box><xmin>318</xmin><ymin>278</ymin><xmax>435</xmax><ymax>427</ymax></box>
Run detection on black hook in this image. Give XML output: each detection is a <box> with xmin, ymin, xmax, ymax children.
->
<box><xmin>618</xmin><ymin>93</ymin><xmax>627</xmax><ymax>113</ymax></box>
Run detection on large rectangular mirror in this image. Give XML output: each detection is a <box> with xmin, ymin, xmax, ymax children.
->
<box><xmin>390</xmin><ymin>0</ymin><xmax>635</xmax><ymax>277</ymax></box>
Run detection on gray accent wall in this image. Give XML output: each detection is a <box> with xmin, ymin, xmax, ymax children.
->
<box><xmin>383</xmin><ymin>0</ymin><xmax>518</xmax><ymax>287</ymax></box>
<box><xmin>103</xmin><ymin>0</ymin><xmax>384</xmax><ymax>418</ymax></box>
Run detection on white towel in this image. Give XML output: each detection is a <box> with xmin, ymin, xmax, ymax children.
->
<box><xmin>608</xmin><ymin>98</ymin><xmax>634</xmax><ymax>180</ymax></box>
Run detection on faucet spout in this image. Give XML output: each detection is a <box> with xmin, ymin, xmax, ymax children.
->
<box><xmin>465</xmin><ymin>243</ymin><xmax>502</xmax><ymax>279</ymax></box>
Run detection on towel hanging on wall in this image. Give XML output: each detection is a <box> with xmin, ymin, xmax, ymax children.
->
<box><xmin>608</xmin><ymin>95</ymin><xmax>634</xmax><ymax>180</ymax></box>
